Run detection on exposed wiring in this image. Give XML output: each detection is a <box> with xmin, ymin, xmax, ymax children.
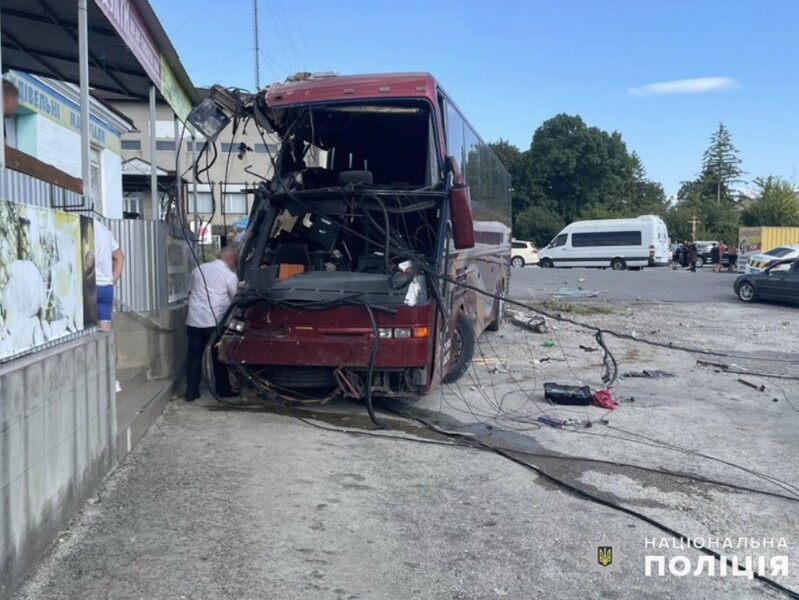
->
<box><xmin>382</xmin><ymin>407</ymin><xmax>799</xmax><ymax>600</ymax></box>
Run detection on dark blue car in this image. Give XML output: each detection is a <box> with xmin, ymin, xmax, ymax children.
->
<box><xmin>734</xmin><ymin>259</ymin><xmax>799</xmax><ymax>304</ymax></box>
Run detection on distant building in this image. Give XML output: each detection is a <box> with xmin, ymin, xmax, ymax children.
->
<box><xmin>109</xmin><ymin>89</ymin><xmax>280</xmax><ymax>243</ymax></box>
<box><xmin>3</xmin><ymin>70</ymin><xmax>133</xmax><ymax>218</ymax></box>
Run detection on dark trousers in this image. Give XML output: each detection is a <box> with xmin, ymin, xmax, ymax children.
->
<box><xmin>186</xmin><ymin>325</ymin><xmax>233</xmax><ymax>399</ymax></box>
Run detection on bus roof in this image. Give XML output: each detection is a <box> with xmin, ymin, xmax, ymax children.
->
<box><xmin>265</xmin><ymin>72</ymin><xmax>438</xmax><ymax>107</ymax></box>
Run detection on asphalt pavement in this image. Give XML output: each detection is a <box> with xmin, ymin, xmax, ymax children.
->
<box><xmin>14</xmin><ymin>264</ymin><xmax>799</xmax><ymax>600</ymax></box>
<box><xmin>509</xmin><ymin>264</ymin><xmax>743</xmax><ymax>305</ymax></box>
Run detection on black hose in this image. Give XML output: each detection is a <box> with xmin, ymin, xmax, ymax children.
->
<box><xmin>359</xmin><ymin>300</ymin><xmax>385</xmax><ymax>428</ymax></box>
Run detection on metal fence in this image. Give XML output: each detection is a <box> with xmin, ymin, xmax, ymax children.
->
<box><xmin>1</xmin><ymin>166</ymin><xmax>193</xmax><ymax>313</ymax></box>
<box><xmin>107</xmin><ymin>219</ymin><xmax>194</xmax><ymax>313</ymax></box>
<box><xmin>1</xmin><ymin>167</ymin><xmax>83</xmax><ymax>209</ymax></box>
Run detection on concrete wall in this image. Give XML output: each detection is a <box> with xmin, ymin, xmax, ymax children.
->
<box><xmin>115</xmin><ymin>305</ymin><xmax>187</xmax><ymax>380</ymax></box>
<box><xmin>0</xmin><ymin>333</ymin><xmax>117</xmax><ymax>600</ymax></box>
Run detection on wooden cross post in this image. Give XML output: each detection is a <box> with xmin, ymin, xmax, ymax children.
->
<box><xmin>689</xmin><ymin>215</ymin><xmax>700</xmax><ymax>242</ymax></box>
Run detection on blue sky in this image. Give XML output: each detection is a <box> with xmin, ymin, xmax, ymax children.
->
<box><xmin>152</xmin><ymin>0</ymin><xmax>799</xmax><ymax>195</ymax></box>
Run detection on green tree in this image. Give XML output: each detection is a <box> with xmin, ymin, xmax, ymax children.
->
<box><xmin>488</xmin><ymin>139</ymin><xmax>532</xmax><ymax>217</ymax></box>
<box><xmin>741</xmin><ymin>176</ymin><xmax>799</xmax><ymax>226</ymax></box>
<box><xmin>513</xmin><ymin>206</ymin><xmax>565</xmax><ymax>247</ymax></box>
<box><xmin>666</xmin><ymin>174</ymin><xmax>741</xmax><ymax>242</ymax></box>
<box><xmin>525</xmin><ymin>114</ymin><xmax>637</xmax><ymax>222</ymax></box>
<box><xmin>702</xmin><ymin>123</ymin><xmax>743</xmax><ymax>204</ymax></box>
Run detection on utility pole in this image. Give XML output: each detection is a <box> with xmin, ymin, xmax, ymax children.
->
<box><xmin>253</xmin><ymin>0</ymin><xmax>261</xmax><ymax>90</ymax></box>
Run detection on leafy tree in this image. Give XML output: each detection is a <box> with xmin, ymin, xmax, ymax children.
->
<box><xmin>513</xmin><ymin>206</ymin><xmax>564</xmax><ymax>247</ymax></box>
<box><xmin>525</xmin><ymin>114</ymin><xmax>637</xmax><ymax>222</ymax></box>
<box><xmin>488</xmin><ymin>140</ymin><xmax>532</xmax><ymax>216</ymax></box>
<box><xmin>666</xmin><ymin>174</ymin><xmax>740</xmax><ymax>242</ymax></box>
<box><xmin>702</xmin><ymin>123</ymin><xmax>743</xmax><ymax>203</ymax></box>
<box><xmin>741</xmin><ymin>176</ymin><xmax>799</xmax><ymax>226</ymax></box>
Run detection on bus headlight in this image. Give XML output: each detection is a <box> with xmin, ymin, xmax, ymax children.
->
<box><xmin>228</xmin><ymin>319</ymin><xmax>246</xmax><ymax>333</ymax></box>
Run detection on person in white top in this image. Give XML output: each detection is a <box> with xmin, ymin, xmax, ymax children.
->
<box><xmin>185</xmin><ymin>246</ymin><xmax>239</xmax><ymax>401</ymax></box>
<box><xmin>93</xmin><ymin>219</ymin><xmax>124</xmax><ymax>331</ymax></box>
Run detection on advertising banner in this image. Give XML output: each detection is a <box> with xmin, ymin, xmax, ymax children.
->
<box><xmin>93</xmin><ymin>0</ymin><xmax>194</xmax><ymax>122</ymax></box>
<box><xmin>738</xmin><ymin>227</ymin><xmax>762</xmax><ymax>260</ymax></box>
<box><xmin>5</xmin><ymin>70</ymin><xmax>122</xmax><ymax>153</ymax></box>
<box><xmin>166</xmin><ymin>235</ymin><xmax>192</xmax><ymax>303</ymax></box>
<box><xmin>0</xmin><ymin>200</ymin><xmax>96</xmax><ymax>361</ymax></box>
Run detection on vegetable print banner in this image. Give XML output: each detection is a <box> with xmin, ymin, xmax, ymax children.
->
<box><xmin>0</xmin><ymin>200</ymin><xmax>96</xmax><ymax>361</ymax></box>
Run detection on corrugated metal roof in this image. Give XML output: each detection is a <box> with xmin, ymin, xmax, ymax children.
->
<box><xmin>1</xmin><ymin>0</ymin><xmax>198</xmax><ymax>106</ymax></box>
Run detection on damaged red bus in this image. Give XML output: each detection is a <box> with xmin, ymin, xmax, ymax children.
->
<box><xmin>215</xmin><ymin>73</ymin><xmax>511</xmax><ymax>401</ymax></box>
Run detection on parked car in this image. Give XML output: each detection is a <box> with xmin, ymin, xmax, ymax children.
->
<box><xmin>734</xmin><ymin>259</ymin><xmax>799</xmax><ymax>304</ymax></box>
<box><xmin>511</xmin><ymin>240</ymin><xmax>539</xmax><ymax>267</ymax></box>
<box><xmin>744</xmin><ymin>244</ymin><xmax>799</xmax><ymax>274</ymax></box>
<box><xmin>675</xmin><ymin>241</ymin><xmax>733</xmax><ymax>268</ymax></box>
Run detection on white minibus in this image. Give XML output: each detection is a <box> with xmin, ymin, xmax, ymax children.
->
<box><xmin>538</xmin><ymin>215</ymin><xmax>670</xmax><ymax>270</ymax></box>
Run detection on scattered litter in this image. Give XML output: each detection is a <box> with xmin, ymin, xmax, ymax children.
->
<box><xmin>696</xmin><ymin>359</ymin><xmax>729</xmax><ymax>370</ymax></box>
<box><xmin>473</xmin><ymin>357</ymin><xmax>501</xmax><ymax>366</ymax></box>
<box><xmin>773</xmin><ymin>398</ymin><xmax>779</xmax><ymax>403</ymax></box>
<box><xmin>544</xmin><ymin>383</ymin><xmax>592</xmax><ymax>406</ymax></box>
<box><xmin>494</xmin><ymin>587</ymin><xmax>509</xmax><ymax>597</ymax></box>
<box><xmin>592</xmin><ymin>389</ymin><xmax>618</xmax><ymax>409</ymax></box>
<box><xmin>737</xmin><ymin>378</ymin><xmax>765</xmax><ymax>392</ymax></box>
<box><xmin>552</xmin><ymin>286</ymin><xmax>599</xmax><ymax>298</ymax></box>
<box><xmin>537</xmin><ymin>415</ymin><xmax>565</xmax><ymax>428</ymax></box>
<box><xmin>542</xmin><ymin>338</ymin><xmax>555</xmax><ymax>347</ymax></box>
<box><xmin>577</xmin><ymin>277</ymin><xmax>586</xmax><ymax>283</ymax></box>
<box><xmin>579</xmin><ymin>345</ymin><xmax>598</xmax><ymax>352</ymax></box>
<box><xmin>510</xmin><ymin>312</ymin><xmax>549</xmax><ymax>333</ymax></box>
<box><xmin>620</xmin><ymin>370</ymin><xmax>674</xmax><ymax>379</ymax></box>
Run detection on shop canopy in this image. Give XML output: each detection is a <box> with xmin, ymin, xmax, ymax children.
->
<box><xmin>1</xmin><ymin>0</ymin><xmax>199</xmax><ymax>119</ymax></box>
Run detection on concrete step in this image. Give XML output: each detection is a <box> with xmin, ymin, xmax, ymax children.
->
<box><xmin>116</xmin><ymin>369</ymin><xmax>176</xmax><ymax>461</ymax></box>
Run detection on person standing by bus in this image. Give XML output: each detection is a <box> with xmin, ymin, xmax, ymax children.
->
<box><xmin>688</xmin><ymin>243</ymin><xmax>699</xmax><ymax>273</ymax></box>
<box><xmin>727</xmin><ymin>243</ymin><xmax>738</xmax><ymax>272</ymax></box>
<box><xmin>710</xmin><ymin>243</ymin><xmax>721</xmax><ymax>273</ymax></box>
<box><xmin>185</xmin><ymin>247</ymin><xmax>240</xmax><ymax>401</ymax></box>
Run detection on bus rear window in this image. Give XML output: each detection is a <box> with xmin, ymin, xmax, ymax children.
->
<box><xmin>572</xmin><ymin>231</ymin><xmax>642</xmax><ymax>247</ymax></box>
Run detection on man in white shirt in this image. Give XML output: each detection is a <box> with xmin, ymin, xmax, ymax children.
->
<box><xmin>185</xmin><ymin>246</ymin><xmax>239</xmax><ymax>401</ymax></box>
<box><xmin>93</xmin><ymin>219</ymin><xmax>124</xmax><ymax>331</ymax></box>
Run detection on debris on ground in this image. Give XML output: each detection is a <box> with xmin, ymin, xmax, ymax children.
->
<box><xmin>544</xmin><ymin>383</ymin><xmax>592</xmax><ymax>405</ymax></box>
<box><xmin>737</xmin><ymin>377</ymin><xmax>765</xmax><ymax>392</ymax></box>
<box><xmin>579</xmin><ymin>345</ymin><xmax>598</xmax><ymax>352</ymax></box>
<box><xmin>509</xmin><ymin>311</ymin><xmax>549</xmax><ymax>333</ymax></box>
<box><xmin>542</xmin><ymin>339</ymin><xmax>555</xmax><ymax>347</ymax></box>
<box><xmin>619</xmin><ymin>369</ymin><xmax>675</xmax><ymax>379</ymax></box>
<box><xmin>537</xmin><ymin>415</ymin><xmax>565</xmax><ymax>428</ymax></box>
<box><xmin>591</xmin><ymin>388</ymin><xmax>618</xmax><ymax>409</ymax></box>
<box><xmin>552</xmin><ymin>286</ymin><xmax>599</xmax><ymax>298</ymax></box>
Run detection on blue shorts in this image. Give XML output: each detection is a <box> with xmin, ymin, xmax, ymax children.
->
<box><xmin>97</xmin><ymin>285</ymin><xmax>114</xmax><ymax>322</ymax></box>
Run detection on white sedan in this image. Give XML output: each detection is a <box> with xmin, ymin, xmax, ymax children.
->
<box><xmin>745</xmin><ymin>245</ymin><xmax>799</xmax><ymax>274</ymax></box>
<box><xmin>511</xmin><ymin>240</ymin><xmax>539</xmax><ymax>267</ymax></box>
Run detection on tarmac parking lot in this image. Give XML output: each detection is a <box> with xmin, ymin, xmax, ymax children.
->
<box><xmin>509</xmin><ymin>264</ymin><xmax>750</xmax><ymax>306</ymax></box>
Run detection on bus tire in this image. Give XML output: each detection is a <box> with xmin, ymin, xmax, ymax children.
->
<box><xmin>540</xmin><ymin>258</ymin><xmax>554</xmax><ymax>268</ymax></box>
<box><xmin>611</xmin><ymin>258</ymin><xmax>626</xmax><ymax>271</ymax></box>
<box><xmin>443</xmin><ymin>312</ymin><xmax>475</xmax><ymax>384</ymax></box>
<box><xmin>486</xmin><ymin>287</ymin><xmax>505</xmax><ymax>332</ymax></box>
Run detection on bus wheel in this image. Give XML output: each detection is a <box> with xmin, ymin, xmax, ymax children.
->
<box><xmin>540</xmin><ymin>258</ymin><xmax>554</xmax><ymax>268</ymax></box>
<box><xmin>611</xmin><ymin>258</ymin><xmax>627</xmax><ymax>271</ymax></box>
<box><xmin>443</xmin><ymin>312</ymin><xmax>476</xmax><ymax>384</ymax></box>
<box><xmin>486</xmin><ymin>287</ymin><xmax>505</xmax><ymax>332</ymax></box>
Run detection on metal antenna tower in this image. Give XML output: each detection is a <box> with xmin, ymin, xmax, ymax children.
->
<box><xmin>253</xmin><ymin>0</ymin><xmax>261</xmax><ymax>89</ymax></box>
